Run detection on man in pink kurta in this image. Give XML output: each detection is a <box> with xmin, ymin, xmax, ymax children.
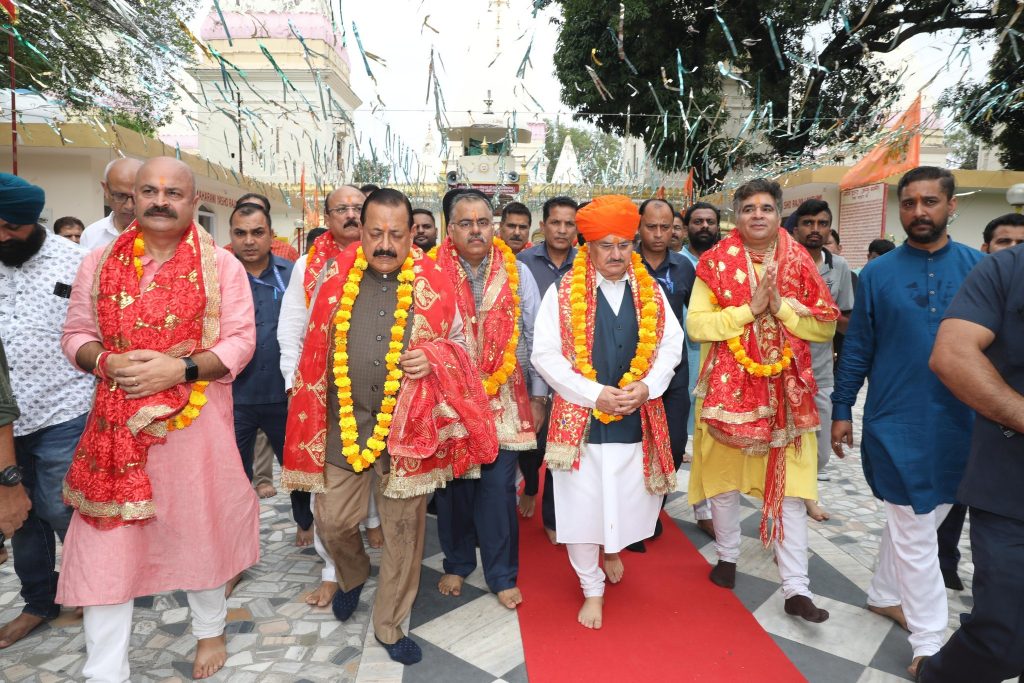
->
<box><xmin>58</xmin><ymin>157</ymin><xmax>260</xmax><ymax>682</ymax></box>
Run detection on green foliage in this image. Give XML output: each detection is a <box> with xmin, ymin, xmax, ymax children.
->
<box><xmin>942</xmin><ymin>125</ymin><xmax>979</xmax><ymax>170</ymax></box>
<box><xmin>543</xmin><ymin>118</ymin><xmax>623</xmax><ymax>184</ymax></box>
<box><xmin>353</xmin><ymin>157</ymin><xmax>391</xmax><ymax>185</ymax></box>
<box><xmin>940</xmin><ymin>39</ymin><xmax>1024</xmax><ymax>170</ymax></box>
<box><xmin>2</xmin><ymin>0</ymin><xmax>198</xmax><ymax>129</ymax></box>
<box><xmin>546</xmin><ymin>1</ymin><xmax>1009</xmax><ymax>191</ymax></box>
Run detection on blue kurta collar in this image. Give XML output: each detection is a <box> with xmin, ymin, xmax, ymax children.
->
<box><xmin>902</xmin><ymin>236</ymin><xmax>954</xmax><ymax>258</ymax></box>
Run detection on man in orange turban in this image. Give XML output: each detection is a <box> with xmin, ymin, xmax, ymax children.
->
<box><xmin>531</xmin><ymin>194</ymin><xmax>683</xmax><ymax>629</ymax></box>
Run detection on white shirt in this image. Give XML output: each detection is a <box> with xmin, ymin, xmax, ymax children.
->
<box><xmin>80</xmin><ymin>213</ymin><xmax>122</xmax><ymax>251</ymax></box>
<box><xmin>531</xmin><ymin>269</ymin><xmax>683</xmax><ymax>409</ymax></box>
<box><xmin>0</xmin><ymin>231</ymin><xmax>96</xmax><ymax>435</ymax></box>
<box><xmin>278</xmin><ymin>253</ymin><xmax>311</xmax><ymax>390</ymax></box>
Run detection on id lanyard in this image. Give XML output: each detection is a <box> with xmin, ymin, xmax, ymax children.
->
<box><xmin>249</xmin><ymin>264</ymin><xmax>287</xmax><ymax>300</ymax></box>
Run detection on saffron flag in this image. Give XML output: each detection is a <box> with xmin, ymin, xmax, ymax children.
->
<box><xmin>0</xmin><ymin>1</ymin><xmax>16</xmax><ymax>24</ymax></box>
<box><xmin>839</xmin><ymin>96</ymin><xmax>921</xmax><ymax>190</ymax></box>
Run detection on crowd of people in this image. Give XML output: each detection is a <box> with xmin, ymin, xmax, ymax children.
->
<box><xmin>0</xmin><ymin>158</ymin><xmax>1020</xmax><ymax>682</ymax></box>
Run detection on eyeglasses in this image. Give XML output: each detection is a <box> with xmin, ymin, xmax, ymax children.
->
<box><xmin>592</xmin><ymin>241</ymin><xmax>634</xmax><ymax>254</ymax></box>
<box><xmin>326</xmin><ymin>204</ymin><xmax>363</xmax><ymax>215</ymax></box>
<box><xmin>110</xmin><ymin>192</ymin><xmax>135</xmax><ymax>205</ymax></box>
<box><xmin>453</xmin><ymin>218</ymin><xmax>493</xmax><ymax>231</ymax></box>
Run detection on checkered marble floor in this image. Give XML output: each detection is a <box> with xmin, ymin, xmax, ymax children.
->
<box><xmin>0</xmin><ymin>397</ymin><xmax>978</xmax><ymax>682</ymax></box>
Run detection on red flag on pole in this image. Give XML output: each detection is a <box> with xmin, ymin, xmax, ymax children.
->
<box><xmin>0</xmin><ymin>1</ymin><xmax>17</xmax><ymax>24</ymax></box>
<box><xmin>839</xmin><ymin>95</ymin><xmax>922</xmax><ymax>190</ymax></box>
<box><xmin>684</xmin><ymin>168</ymin><xmax>695</xmax><ymax>205</ymax></box>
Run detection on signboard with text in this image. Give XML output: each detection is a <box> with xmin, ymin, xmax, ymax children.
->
<box><xmin>839</xmin><ymin>183</ymin><xmax>887</xmax><ymax>269</ymax></box>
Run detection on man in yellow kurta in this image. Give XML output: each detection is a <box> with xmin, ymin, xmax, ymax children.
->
<box><xmin>687</xmin><ymin>178</ymin><xmax>839</xmax><ymax>623</ymax></box>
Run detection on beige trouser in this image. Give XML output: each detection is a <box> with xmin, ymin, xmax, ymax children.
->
<box><xmin>252</xmin><ymin>430</ymin><xmax>275</xmax><ymax>488</ymax></box>
<box><xmin>315</xmin><ymin>462</ymin><xmax>427</xmax><ymax>644</ymax></box>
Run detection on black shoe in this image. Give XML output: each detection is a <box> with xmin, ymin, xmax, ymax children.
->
<box><xmin>709</xmin><ymin>560</ymin><xmax>736</xmax><ymax>589</ymax></box>
<box><xmin>331</xmin><ymin>583</ymin><xmax>364</xmax><ymax>622</ymax></box>
<box><xmin>651</xmin><ymin>518</ymin><xmax>664</xmax><ymax>539</ymax></box>
<box><xmin>376</xmin><ymin>635</ymin><xmax>423</xmax><ymax>665</ymax></box>
<box><xmin>624</xmin><ymin>540</ymin><xmax>647</xmax><ymax>553</ymax></box>
<box><xmin>941</xmin><ymin>567</ymin><xmax>964</xmax><ymax>591</ymax></box>
<box><xmin>914</xmin><ymin>655</ymin><xmax>930</xmax><ymax>682</ymax></box>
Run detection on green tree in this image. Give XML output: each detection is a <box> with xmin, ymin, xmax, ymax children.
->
<box><xmin>543</xmin><ymin>118</ymin><xmax>623</xmax><ymax>184</ymax></box>
<box><xmin>940</xmin><ymin>39</ymin><xmax>1024</xmax><ymax>170</ymax></box>
<box><xmin>942</xmin><ymin>125</ymin><xmax>979</xmax><ymax>170</ymax></box>
<box><xmin>1</xmin><ymin>0</ymin><xmax>198</xmax><ymax>129</ymax></box>
<box><xmin>353</xmin><ymin>157</ymin><xmax>391</xmax><ymax>185</ymax></box>
<box><xmin>542</xmin><ymin>1</ymin><xmax>1012</xmax><ymax>192</ymax></box>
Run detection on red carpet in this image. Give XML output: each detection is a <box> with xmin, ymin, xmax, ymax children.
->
<box><xmin>516</xmin><ymin>470</ymin><xmax>806</xmax><ymax>682</ymax></box>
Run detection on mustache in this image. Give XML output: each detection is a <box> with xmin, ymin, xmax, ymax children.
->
<box><xmin>344</xmin><ymin>219</ymin><xmax>360</xmax><ymax>229</ymax></box>
<box><xmin>466</xmin><ymin>236</ymin><xmax>486</xmax><ymax>243</ymax></box>
<box><xmin>372</xmin><ymin>248</ymin><xmax>398</xmax><ymax>258</ymax></box>
<box><xmin>144</xmin><ymin>206</ymin><xmax>177</xmax><ymax>218</ymax></box>
<box><xmin>910</xmin><ymin>219</ymin><xmax>935</xmax><ymax>228</ymax></box>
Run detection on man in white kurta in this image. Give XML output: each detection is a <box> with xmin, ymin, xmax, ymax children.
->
<box><xmin>531</xmin><ymin>195</ymin><xmax>682</xmax><ymax>630</ymax></box>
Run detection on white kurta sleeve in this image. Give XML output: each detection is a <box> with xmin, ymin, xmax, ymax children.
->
<box><xmin>278</xmin><ymin>254</ymin><xmax>311</xmax><ymax>390</ymax></box>
<box><xmin>642</xmin><ymin>285</ymin><xmax>684</xmax><ymax>400</ymax></box>
<box><xmin>530</xmin><ymin>285</ymin><xmax>605</xmax><ymax>408</ymax></box>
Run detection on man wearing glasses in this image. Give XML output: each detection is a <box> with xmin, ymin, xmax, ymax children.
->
<box><xmin>80</xmin><ymin>158</ymin><xmax>143</xmax><ymax>251</ymax></box>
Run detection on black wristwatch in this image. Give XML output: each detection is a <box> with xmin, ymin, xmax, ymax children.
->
<box><xmin>0</xmin><ymin>465</ymin><xmax>22</xmax><ymax>487</ymax></box>
<box><xmin>182</xmin><ymin>356</ymin><xmax>199</xmax><ymax>382</ymax></box>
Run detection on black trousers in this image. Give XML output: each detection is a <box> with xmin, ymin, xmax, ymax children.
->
<box><xmin>233</xmin><ymin>401</ymin><xmax>313</xmax><ymax>530</ymax></box>
<box><xmin>937</xmin><ymin>502</ymin><xmax>968</xmax><ymax>574</ymax></box>
<box><xmin>516</xmin><ymin>403</ymin><xmax>556</xmax><ymax>530</ymax></box>
<box><xmin>921</xmin><ymin>507</ymin><xmax>1024</xmax><ymax>683</ymax></box>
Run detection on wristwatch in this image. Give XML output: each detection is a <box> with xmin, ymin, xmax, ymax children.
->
<box><xmin>0</xmin><ymin>465</ymin><xmax>23</xmax><ymax>487</ymax></box>
<box><xmin>182</xmin><ymin>356</ymin><xmax>199</xmax><ymax>382</ymax></box>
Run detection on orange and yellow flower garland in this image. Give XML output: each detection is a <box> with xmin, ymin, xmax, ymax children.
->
<box><xmin>333</xmin><ymin>247</ymin><xmax>416</xmax><ymax>472</ymax></box>
<box><xmin>131</xmin><ymin>231</ymin><xmax>209</xmax><ymax>431</ymax></box>
<box><xmin>707</xmin><ymin>292</ymin><xmax>794</xmax><ymax>378</ymax></box>
<box><xmin>481</xmin><ymin>238</ymin><xmax>521</xmax><ymax>396</ymax></box>
<box><xmin>568</xmin><ymin>245</ymin><xmax>660</xmax><ymax>424</ymax></box>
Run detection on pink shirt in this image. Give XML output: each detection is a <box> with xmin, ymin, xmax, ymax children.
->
<box><xmin>57</xmin><ymin>244</ymin><xmax>261</xmax><ymax>605</ymax></box>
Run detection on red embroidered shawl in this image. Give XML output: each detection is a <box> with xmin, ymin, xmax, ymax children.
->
<box><xmin>282</xmin><ymin>244</ymin><xmax>497</xmax><ymax>496</ymax></box>
<box><xmin>303</xmin><ymin>232</ymin><xmax>342</xmax><ymax>306</ymax></box>
<box><xmin>434</xmin><ymin>237</ymin><xmax>535</xmax><ymax>450</ymax></box>
<box><xmin>695</xmin><ymin>227</ymin><xmax>839</xmax><ymax>544</ymax></box>
<box><xmin>545</xmin><ymin>257</ymin><xmax>676</xmax><ymax>496</ymax></box>
<box><xmin>63</xmin><ymin>223</ymin><xmax>219</xmax><ymax>529</ymax></box>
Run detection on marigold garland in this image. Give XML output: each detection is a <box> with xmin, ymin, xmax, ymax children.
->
<box><xmin>481</xmin><ymin>238</ymin><xmax>521</xmax><ymax>396</ymax></box>
<box><xmin>132</xmin><ymin>231</ymin><xmax>210</xmax><ymax>431</ymax></box>
<box><xmin>708</xmin><ymin>286</ymin><xmax>794</xmax><ymax>378</ymax></box>
<box><xmin>333</xmin><ymin>247</ymin><xmax>416</xmax><ymax>472</ymax></box>
<box><xmin>568</xmin><ymin>245</ymin><xmax>660</xmax><ymax>424</ymax></box>
<box><xmin>426</xmin><ymin>245</ymin><xmax>438</xmax><ymax>260</ymax></box>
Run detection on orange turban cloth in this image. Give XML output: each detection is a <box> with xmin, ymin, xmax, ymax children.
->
<box><xmin>576</xmin><ymin>194</ymin><xmax>639</xmax><ymax>242</ymax></box>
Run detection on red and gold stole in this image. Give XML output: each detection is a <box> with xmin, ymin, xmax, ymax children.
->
<box><xmin>434</xmin><ymin>237</ymin><xmax>535</xmax><ymax>450</ymax></box>
<box><xmin>695</xmin><ymin>227</ymin><xmax>839</xmax><ymax>544</ymax></box>
<box><xmin>545</xmin><ymin>257</ymin><xmax>676</xmax><ymax>496</ymax></box>
<box><xmin>303</xmin><ymin>231</ymin><xmax>343</xmax><ymax>307</ymax></box>
<box><xmin>63</xmin><ymin>223</ymin><xmax>219</xmax><ymax>529</ymax></box>
<box><xmin>282</xmin><ymin>244</ymin><xmax>497</xmax><ymax>495</ymax></box>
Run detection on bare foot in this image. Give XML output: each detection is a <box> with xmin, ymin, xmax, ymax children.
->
<box><xmin>305</xmin><ymin>580</ymin><xmax>339</xmax><ymax>607</ymax></box>
<box><xmin>518</xmin><ymin>494</ymin><xmax>536</xmax><ymax>518</ymax></box>
<box><xmin>366</xmin><ymin>525</ymin><xmax>384</xmax><ymax>549</ymax></box>
<box><xmin>438</xmin><ymin>574</ymin><xmax>463</xmax><ymax>597</ymax></box>
<box><xmin>868</xmin><ymin>604</ymin><xmax>909</xmax><ymax>631</ymax></box>
<box><xmin>544</xmin><ymin>527</ymin><xmax>559</xmax><ymax>545</ymax></box>
<box><xmin>577</xmin><ymin>596</ymin><xmax>604</xmax><ymax>629</ymax></box>
<box><xmin>497</xmin><ymin>587</ymin><xmax>523</xmax><ymax>609</ymax></box>
<box><xmin>192</xmin><ymin>634</ymin><xmax>227</xmax><ymax>680</ymax></box>
<box><xmin>682</xmin><ymin>452</ymin><xmax>693</xmax><ymax>463</ymax></box>
<box><xmin>805</xmin><ymin>499</ymin><xmax>831</xmax><ymax>521</ymax></box>
<box><xmin>603</xmin><ymin>553</ymin><xmax>624</xmax><ymax>584</ymax></box>
<box><xmin>295</xmin><ymin>526</ymin><xmax>314</xmax><ymax>547</ymax></box>
<box><xmin>908</xmin><ymin>655</ymin><xmax>925</xmax><ymax>679</ymax></box>
<box><xmin>224</xmin><ymin>573</ymin><xmax>243</xmax><ymax>598</ymax></box>
<box><xmin>0</xmin><ymin>613</ymin><xmax>45</xmax><ymax>648</ymax></box>
<box><xmin>255</xmin><ymin>482</ymin><xmax>277</xmax><ymax>499</ymax></box>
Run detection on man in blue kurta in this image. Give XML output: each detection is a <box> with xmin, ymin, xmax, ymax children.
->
<box><xmin>830</xmin><ymin>166</ymin><xmax>983</xmax><ymax>678</ymax></box>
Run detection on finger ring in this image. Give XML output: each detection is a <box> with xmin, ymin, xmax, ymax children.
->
<box><xmin>832</xmin><ymin>441</ymin><xmax>841</xmax><ymax>446</ymax></box>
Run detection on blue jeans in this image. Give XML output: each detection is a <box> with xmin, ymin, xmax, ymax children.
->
<box><xmin>12</xmin><ymin>412</ymin><xmax>88</xmax><ymax>619</ymax></box>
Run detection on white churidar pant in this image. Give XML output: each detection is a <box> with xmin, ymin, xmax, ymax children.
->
<box><xmin>867</xmin><ymin>501</ymin><xmax>952</xmax><ymax>658</ymax></box>
<box><xmin>710</xmin><ymin>491</ymin><xmax>813</xmax><ymax>600</ymax></box>
<box><xmin>82</xmin><ymin>584</ymin><xmax>227</xmax><ymax>683</ymax></box>
<box><xmin>566</xmin><ymin>543</ymin><xmax>606</xmax><ymax>597</ymax></box>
